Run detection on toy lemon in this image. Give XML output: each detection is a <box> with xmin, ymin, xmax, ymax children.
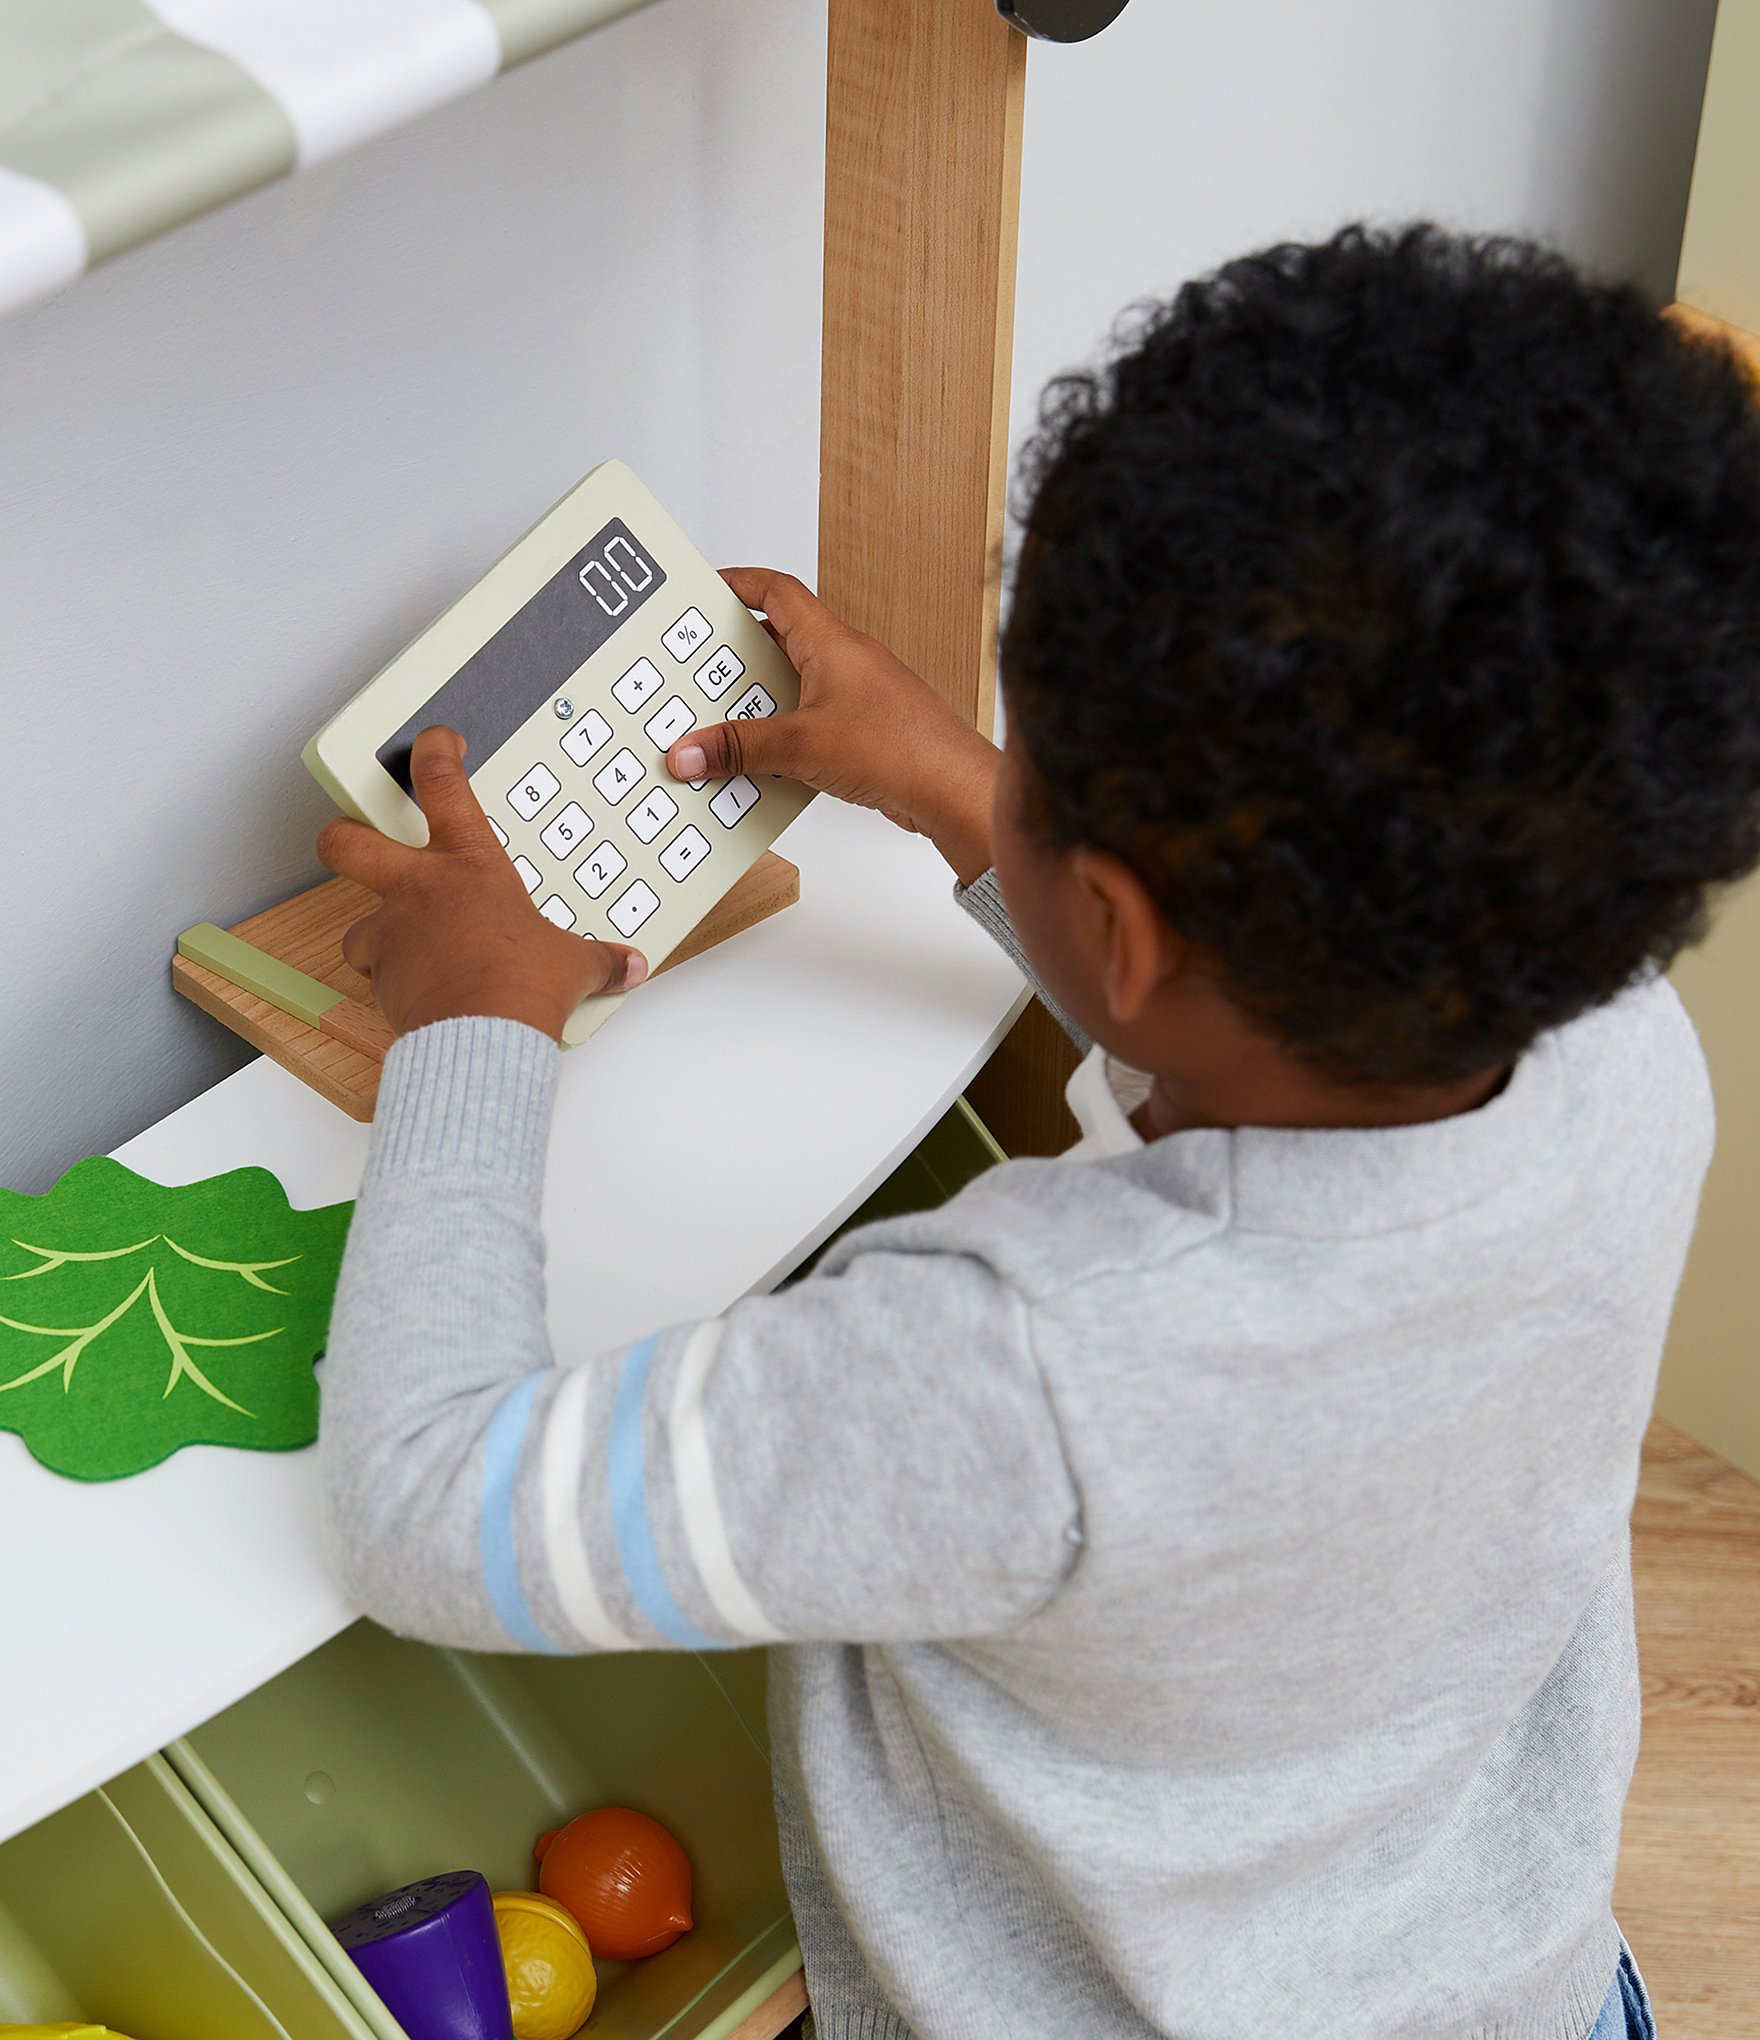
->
<box><xmin>0</xmin><ymin>2028</ymin><xmax>140</xmax><ymax>2038</ymax></box>
<box><xmin>492</xmin><ymin>1890</ymin><xmax>598</xmax><ymax>2040</ymax></box>
<box><xmin>0</xmin><ymin>2028</ymin><xmax>141</xmax><ymax>2038</ymax></box>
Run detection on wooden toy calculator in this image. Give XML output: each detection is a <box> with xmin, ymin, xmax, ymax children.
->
<box><xmin>303</xmin><ymin>462</ymin><xmax>811</xmax><ymax>1046</ymax></box>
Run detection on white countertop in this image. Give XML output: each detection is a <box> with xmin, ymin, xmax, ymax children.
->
<box><xmin>0</xmin><ymin>798</ymin><xmax>1027</xmax><ymax>1845</ymax></box>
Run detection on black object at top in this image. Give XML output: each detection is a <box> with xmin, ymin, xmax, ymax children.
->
<box><xmin>996</xmin><ymin>0</ymin><xmax>1132</xmax><ymax>40</ymax></box>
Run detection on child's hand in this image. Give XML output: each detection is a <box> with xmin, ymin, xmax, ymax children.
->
<box><xmin>316</xmin><ymin>726</ymin><xmax>647</xmax><ymax>1043</ymax></box>
<box><xmin>666</xmin><ymin>569</ymin><xmax>999</xmax><ymax>884</ymax></box>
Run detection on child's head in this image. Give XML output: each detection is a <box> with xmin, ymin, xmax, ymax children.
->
<box><xmin>993</xmin><ymin>224</ymin><xmax>1760</xmax><ymax>1098</ymax></box>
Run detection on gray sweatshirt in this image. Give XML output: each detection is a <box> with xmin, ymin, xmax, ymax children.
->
<box><xmin>319</xmin><ymin>877</ymin><xmax>1712</xmax><ymax>2040</ymax></box>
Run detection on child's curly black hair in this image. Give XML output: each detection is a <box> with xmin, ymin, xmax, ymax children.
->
<box><xmin>1003</xmin><ymin>224</ymin><xmax>1760</xmax><ymax>1085</ymax></box>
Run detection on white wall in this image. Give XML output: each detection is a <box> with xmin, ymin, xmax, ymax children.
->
<box><xmin>1010</xmin><ymin>0</ymin><xmax>1719</xmax><ymax>460</ymax></box>
<box><xmin>0</xmin><ymin>0</ymin><xmax>825</xmax><ymax>1190</ymax></box>
<box><xmin>0</xmin><ymin>0</ymin><xmax>1721</xmax><ymax>1189</ymax></box>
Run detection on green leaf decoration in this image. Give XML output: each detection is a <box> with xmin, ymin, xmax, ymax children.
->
<box><xmin>0</xmin><ymin>1157</ymin><xmax>353</xmax><ymax>1482</ymax></box>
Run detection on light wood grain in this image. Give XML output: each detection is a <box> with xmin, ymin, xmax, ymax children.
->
<box><xmin>819</xmin><ymin>0</ymin><xmax>1026</xmax><ymax>735</ymax></box>
<box><xmin>723</xmin><ymin>1972</ymin><xmax>808</xmax><ymax>2040</ymax></box>
<box><xmin>965</xmin><ymin>997</ymin><xmax>1081</xmax><ymax>1156</ymax></box>
<box><xmin>172</xmin><ymin>853</ymin><xmax>799</xmax><ymax>1120</ymax></box>
<box><xmin>1616</xmin><ymin>1419</ymin><xmax>1760</xmax><ymax>2037</ymax></box>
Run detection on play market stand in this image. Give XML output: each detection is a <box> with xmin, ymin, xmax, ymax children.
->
<box><xmin>0</xmin><ymin>798</ymin><xmax>1028</xmax><ymax>2038</ymax></box>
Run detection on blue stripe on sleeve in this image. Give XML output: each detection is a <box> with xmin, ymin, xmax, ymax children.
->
<box><xmin>479</xmin><ymin>1374</ymin><xmax>564</xmax><ymax>1654</ymax></box>
<box><xmin>608</xmin><ymin>1335</ymin><xmax>724</xmax><ymax>1649</ymax></box>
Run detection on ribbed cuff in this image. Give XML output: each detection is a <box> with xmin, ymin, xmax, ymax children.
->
<box><xmin>954</xmin><ymin>868</ymin><xmax>1093</xmax><ymax>1055</ymax></box>
<box><xmin>364</xmin><ymin>1015</ymin><xmax>560</xmax><ymax>1201</ymax></box>
<box><xmin>809</xmin><ymin>2012</ymin><xmax>915</xmax><ymax>2040</ymax></box>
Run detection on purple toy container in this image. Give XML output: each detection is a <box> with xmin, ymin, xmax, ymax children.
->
<box><xmin>330</xmin><ymin>1869</ymin><xmax>516</xmax><ymax>2040</ymax></box>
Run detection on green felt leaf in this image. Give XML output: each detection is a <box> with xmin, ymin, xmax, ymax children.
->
<box><xmin>0</xmin><ymin>1157</ymin><xmax>353</xmax><ymax>1482</ymax></box>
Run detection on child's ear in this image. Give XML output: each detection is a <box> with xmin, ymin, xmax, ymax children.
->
<box><xmin>1071</xmin><ymin>846</ymin><xmax>1182</xmax><ymax>1024</ymax></box>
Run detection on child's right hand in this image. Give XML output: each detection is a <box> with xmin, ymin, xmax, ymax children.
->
<box><xmin>665</xmin><ymin>569</ymin><xmax>999</xmax><ymax>885</ymax></box>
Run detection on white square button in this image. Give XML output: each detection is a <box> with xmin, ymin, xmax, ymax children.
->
<box><xmin>488</xmin><ymin>818</ymin><xmax>508</xmax><ymax>846</ymax></box>
<box><xmin>507</xmin><ymin>762</ymin><xmax>561</xmax><ymax>820</ymax></box>
<box><xmin>539</xmin><ymin>801</ymin><xmax>592</xmax><ymax>859</ymax></box>
<box><xmin>560</xmin><ymin>707</ymin><xmax>613</xmax><ymax>767</ymax></box>
<box><xmin>643</xmin><ymin>695</ymin><xmax>695</xmax><ymax>751</ymax></box>
<box><xmin>512</xmin><ymin>854</ymin><xmax>542</xmax><ymax>894</ymax></box>
<box><xmin>692</xmin><ymin>645</ymin><xmax>745</xmax><ymax>701</ymax></box>
<box><xmin>607</xmin><ymin>879</ymin><xmax>661</xmax><ymax>937</ymax></box>
<box><xmin>662</xmin><ymin>608</ymin><xmax>713</xmax><ymax>662</ymax></box>
<box><xmin>612</xmin><ymin>658</ymin><xmax>666</xmax><ymax>714</ymax></box>
<box><xmin>628</xmin><ymin>787</ymin><xmax>679</xmax><ymax>844</ymax></box>
<box><xmin>708</xmin><ymin>775</ymin><xmax>761</xmax><ymax>828</ymax></box>
<box><xmin>659</xmin><ymin>824</ymin><xmax>711</xmax><ymax>881</ymax></box>
<box><xmin>538</xmin><ymin>894</ymin><xmax>576</xmax><ymax>930</ymax></box>
<box><xmin>728</xmin><ymin>682</ymin><xmax>777</xmax><ymax>722</ymax></box>
<box><xmin>592</xmin><ymin>747</ymin><xmax>644</xmax><ymax>806</ymax></box>
<box><xmin>574</xmin><ymin>840</ymin><xmax>627</xmax><ymax>899</ymax></box>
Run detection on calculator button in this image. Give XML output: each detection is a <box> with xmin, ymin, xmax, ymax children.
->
<box><xmin>628</xmin><ymin>787</ymin><xmax>679</xmax><ymax>844</ymax></box>
<box><xmin>592</xmin><ymin>747</ymin><xmax>645</xmax><ymax>806</ymax></box>
<box><xmin>662</xmin><ymin>608</ymin><xmax>713</xmax><ymax>662</ymax></box>
<box><xmin>540</xmin><ymin>801</ymin><xmax>592</xmax><ymax>859</ymax></box>
<box><xmin>659</xmin><ymin>824</ymin><xmax>711</xmax><ymax>881</ymax></box>
<box><xmin>507</xmin><ymin>763</ymin><xmax>561</xmax><ymax>820</ymax></box>
<box><xmin>728</xmin><ymin>682</ymin><xmax>777</xmax><ymax>722</ymax></box>
<box><xmin>538</xmin><ymin>894</ymin><xmax>576</xmax><ymax>930</ymax></box>
<box><xmin>574</xmin><ymin>840</ymin><xmax>628</xmax><ymax>899</ymax></box>
<box><xmin>692</xmin><ymin>645</ymin><xmax>745</xmax><ymax>701</ymax></box>
<box><xmin>643</xmin><ymin>695</ymin><xmax>696</xmax><ymax>751</ymax></box>
<box><xmin>560</xmin><ymin>707</ymin><xmax>613</xmax><ymax>767</ymax></box>
<box><xmin>512</xmin><ymin>854</ymin><xmax>542</xmax><ymax>894</ymax></box>
<box><xmin>607</xmin><ymin>879</ymin><xmax>661</xmax><ymax>937</ymax></box>
<box><xmin>709</xmin><ymin>775</ymin><xmax>761</xmax><ymax>828</ymax></box>
<box><xmin>488</xmin><ymin>818</ymin><xmax>509</xmax><ymax>846</ymax></box>
<box><xmin>612</xmin><ymin>658</ymin><xmax>666</xmax><ymax>714</ymax></box>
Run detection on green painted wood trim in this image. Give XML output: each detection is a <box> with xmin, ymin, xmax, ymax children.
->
<box><xmin>177</xmin><ymin>922</ymin><xmax>345</xmax><ymax>1030</ymax></box>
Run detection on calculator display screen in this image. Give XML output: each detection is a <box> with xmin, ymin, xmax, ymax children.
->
<box><xmin>375</xmin><ymin>517</ymin><xmax>666</xmax><ymax>792</ymax></box>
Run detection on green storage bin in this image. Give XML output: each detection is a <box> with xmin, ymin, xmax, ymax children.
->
<box><xmin>0</xmin><ymin>1754</ymin><xmax>376</xmax><ymax>2040</ymax></box>
<box><xmin>167</xmin><ymin>1624</ymin><xmax>798</xmax><ymax>2040</ymax></box>
<box><xmin>795</xmin><ymin>1095</ymin><xmax>1005</xmax><ymax>1279</ymax></box>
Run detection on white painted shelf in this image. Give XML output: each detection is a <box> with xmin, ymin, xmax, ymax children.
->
<box><xmin>0</xmin><ymin>797</ymin><xmax>1027</xmax><ymax>1846</ymax></box>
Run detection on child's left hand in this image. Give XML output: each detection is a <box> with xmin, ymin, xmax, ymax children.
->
<box><xmin>316</xmin><ymin>726</ymin><xmax>647</xmax><ymax>1043</ymax></box>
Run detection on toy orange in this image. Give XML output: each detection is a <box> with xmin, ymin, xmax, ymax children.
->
<box><xmin>492</xmin><ymin>1890</ymin><xmax>597</xmax><ymax>2040</ymax></box>
<box><xmin>535</xmin><ymin>1806</ymin><xmax>693</xmax><ymax>1961</ymax></box>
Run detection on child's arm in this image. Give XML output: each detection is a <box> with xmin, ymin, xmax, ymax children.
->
<box><xmin>319</xmin><ymin>1015</ymin><xmax>1081</xmax><ymax>1653</ymax></box>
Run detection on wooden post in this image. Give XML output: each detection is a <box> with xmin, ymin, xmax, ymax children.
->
<box><xmin>819</xmin><ymin>0</ymin><xmax>1026</xmax><ymax>735</ymax></box>
<box><xmin>819</xmin><ymin>0</ymin><xmax>1078</xmax><ymax>1155</ymax></box>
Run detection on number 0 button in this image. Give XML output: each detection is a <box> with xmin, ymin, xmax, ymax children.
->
<box><xmin>607</xmin><ymin>879</ymin><xmax>660</xmax><ymax>937</ymax></box>
<box><xmin>507</xmin><ymin>762</ymin><xmax>561</xmax><ymax>820</ymax></box>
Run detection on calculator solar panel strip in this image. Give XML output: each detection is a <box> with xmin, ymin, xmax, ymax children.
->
<box><xmin>303</xmin><ymin>461</ymin><xmax>811</xmax><ymax>1047</ymax></box>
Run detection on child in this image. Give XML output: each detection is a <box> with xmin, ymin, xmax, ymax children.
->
<box><xmin>316</xmin><ymin>225</ymin><xmax>1760</xmax><ymax>2040</ymax></box>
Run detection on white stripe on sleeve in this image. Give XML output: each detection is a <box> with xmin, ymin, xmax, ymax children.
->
<box><xmin>0</xmin><ymin>167</ymin><xmax>87</xmax><ymax>320</ymax></box>
<box><xmin>666</xmin><ymin>1320</ymin><xmax>785</xmax><ymax>1643</ymax></box>
<box><xmin>146</xmin><ymin>0</ymin><xmax>502</xmax><ymax>166</ymax></box>
<box><xmin>541</xmin><ymin>1360</ymin><xmax>636</xmax><ymax>1650</ymax></box>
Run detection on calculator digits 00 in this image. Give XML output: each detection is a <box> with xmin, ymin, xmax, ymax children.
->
<box><xmin>303</xmin><ymin>462</ymin><xmax>811</xmax><ymax>1046</ymax></box>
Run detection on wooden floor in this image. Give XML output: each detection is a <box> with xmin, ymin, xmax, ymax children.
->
<box><xmin>1615</xmin><ymin>1419</ymin><xmax>1760</xmax><ymax>2038</ymax></box>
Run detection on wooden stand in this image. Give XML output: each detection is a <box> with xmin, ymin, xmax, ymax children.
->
<box><xmin>172</xmin><ymin>852</ymin><xmax>799</xmax><ymax>1121</ymax></box>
